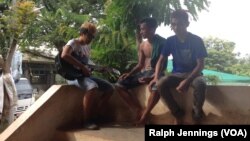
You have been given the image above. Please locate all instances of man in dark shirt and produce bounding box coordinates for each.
[149,9,207,124]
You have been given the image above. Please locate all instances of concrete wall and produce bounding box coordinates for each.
[0,85,84,141]
[206,85,250,114]
[0,85,250,141]
[129,85,250,125]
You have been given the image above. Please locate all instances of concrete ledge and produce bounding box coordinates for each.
[206,85,250,114]
[0,85,84,141]
[1,84,250,141]
[129,85,250,124]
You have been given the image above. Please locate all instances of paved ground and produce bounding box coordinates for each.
[62,123,144,141]
[57,112,250,141]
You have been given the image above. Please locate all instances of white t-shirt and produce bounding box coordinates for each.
[66,39,91,58]
[65,39,98,90]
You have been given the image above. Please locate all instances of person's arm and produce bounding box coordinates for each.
[119,43,145,80]
[186,58,204,82]
[155,55,167,80]
[148,54,167,90]
[177,36,207,93]
[176,58,204,93]
[61,45,90,76]
[129,46,145,75]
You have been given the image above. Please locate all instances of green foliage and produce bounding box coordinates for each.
[41,0,105,16]
[5,0,209,82]
[0,0,36,58]
[103,0,209,29]
[204,37,239,73]
[3,1,36,35]
[230,55,250,77]
[91,46,137,82]
[94,1,208,63]
[19,0,106,50]
[19,9,89,51]
[92,0,209,80]
[204,37,250,77]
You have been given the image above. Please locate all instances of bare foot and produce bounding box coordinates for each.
[136,116,148,126]
[135,110,154,126]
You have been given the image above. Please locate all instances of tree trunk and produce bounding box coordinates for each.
[0,38,18,127]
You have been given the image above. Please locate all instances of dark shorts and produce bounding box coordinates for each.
[116,70,161,91]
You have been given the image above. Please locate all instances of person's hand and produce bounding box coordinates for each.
[176,79,190,93]
[118,73,130,80]
[81,67,91,77]
[148,78,157,92]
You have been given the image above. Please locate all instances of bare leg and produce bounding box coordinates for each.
[115,86,143,119]
[137,91,160,125]
[83,88,98,122]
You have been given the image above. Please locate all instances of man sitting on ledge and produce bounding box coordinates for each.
[115,17,166,125]
[149,9,207,125]
[61,22,114,130]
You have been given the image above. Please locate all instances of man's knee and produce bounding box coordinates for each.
[192,77,206,89]
[157,76,175,90]
[85,87,98,97]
